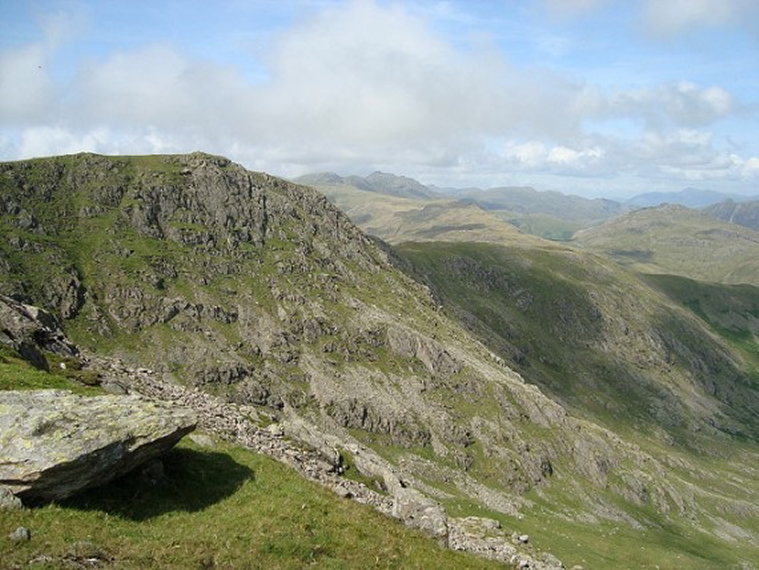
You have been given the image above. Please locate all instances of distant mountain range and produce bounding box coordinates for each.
[298,172,759,242]
[294,171,437,200]
[625,187,759,208]
[297,172,625,240]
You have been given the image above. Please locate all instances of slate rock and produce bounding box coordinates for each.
[0,390,196,503]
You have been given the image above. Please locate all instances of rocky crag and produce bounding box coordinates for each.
[1,153,758,567]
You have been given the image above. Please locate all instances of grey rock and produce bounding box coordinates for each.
[0,294,79,370]
[392,487,448,545]
[9,526,31,541]
[0,486,23,510]
[386,326,461,376]
[0,390,196,503]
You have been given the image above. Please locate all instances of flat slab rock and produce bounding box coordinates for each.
[0,390,196,503]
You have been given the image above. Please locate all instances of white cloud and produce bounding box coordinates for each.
[643,0,759,37]
[609,82,734,127]
[501,141,605,175]
[0,0,756,195]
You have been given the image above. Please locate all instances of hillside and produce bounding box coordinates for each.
[572,204,759,285]
[643,274,759,372]
[453,186,624,240]
[300,179,546,247]
[398,240,759,442]
[0,355,499,569]
[1,153,758,568]
[704,199,759,232]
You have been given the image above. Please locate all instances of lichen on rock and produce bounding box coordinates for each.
[0,389,196,503]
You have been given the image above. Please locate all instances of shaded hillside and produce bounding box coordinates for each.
[397,240,759,444]
[643,274,759,374]
[572,204,759,285]
[2,153,759,568]
[704,199,759,232]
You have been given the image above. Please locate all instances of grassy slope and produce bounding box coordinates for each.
[572,204,759,285]
[0,356,497,570]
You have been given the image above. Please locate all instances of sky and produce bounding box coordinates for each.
[1,0,759,199]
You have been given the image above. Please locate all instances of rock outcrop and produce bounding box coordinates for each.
[0,293,78,370]
[0,390,196,503]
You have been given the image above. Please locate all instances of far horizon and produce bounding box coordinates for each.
[294,168,759,204]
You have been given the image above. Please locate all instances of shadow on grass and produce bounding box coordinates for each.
[62,447,254,521]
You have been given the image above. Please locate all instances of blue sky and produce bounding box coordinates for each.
[1,0,758,198]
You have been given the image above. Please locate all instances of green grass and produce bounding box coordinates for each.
[0,439,500,569]
[0,346,99,394]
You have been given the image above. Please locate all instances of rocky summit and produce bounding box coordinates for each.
[0,390,196,503]
[1,152,758,568]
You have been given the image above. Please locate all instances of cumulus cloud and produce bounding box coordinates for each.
[492,128,759,184]
[252,0,590,145]
[501,141,605,175]
[2,0,598,167]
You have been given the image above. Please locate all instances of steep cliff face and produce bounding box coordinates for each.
[2,153,758,567]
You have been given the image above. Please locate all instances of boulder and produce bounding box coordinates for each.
[0,390,196,503]
[392,487,449,545]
